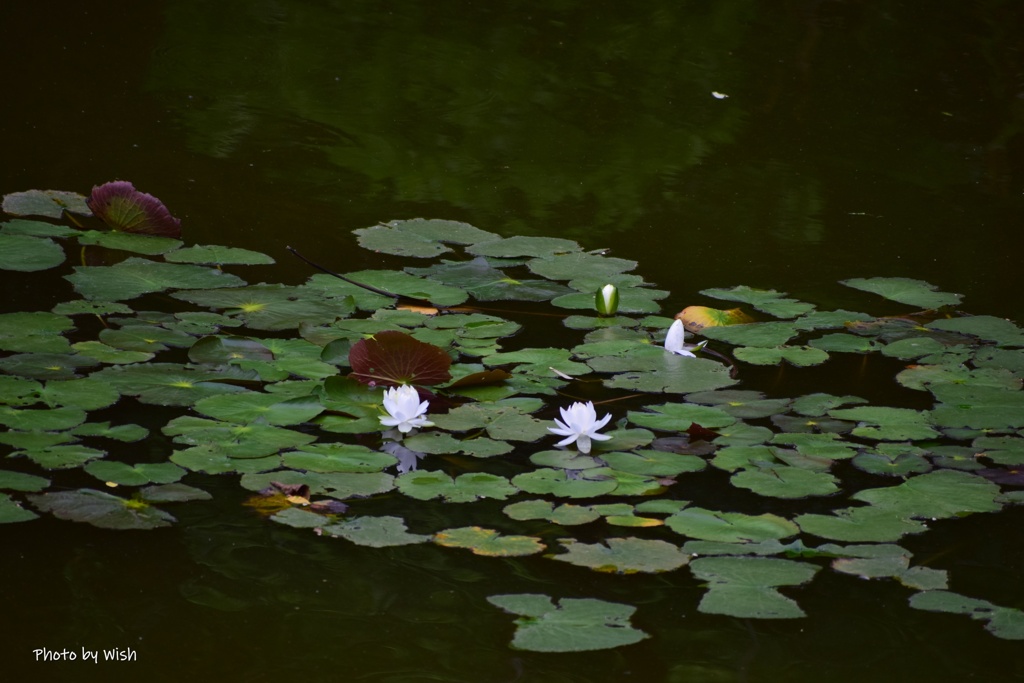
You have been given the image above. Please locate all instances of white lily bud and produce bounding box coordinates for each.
[595,284,619,317]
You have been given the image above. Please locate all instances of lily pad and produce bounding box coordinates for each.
[503,500,602,526]
[665,507,800,543]
[396,470,517,503]
[841,277,962,309]
[165,245,275,265]
[2,189,90,218]
[730,465,840,499]
[699,285,815,318]
[84,461,186,486]
[67,258,245,300]
[324,515,432,547]
[690,556,820,619]
[28,489,175,529]
[487,594,648,652]
[0,234,65,272]
[434,526,544,556]
[552,537,690,573]
[910,591,1024,640]
[0,494,39,523]
[349,331,452,387]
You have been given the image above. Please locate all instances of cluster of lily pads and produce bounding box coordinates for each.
[2,183,1024,651]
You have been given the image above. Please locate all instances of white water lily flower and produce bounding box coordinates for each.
[664,319,706,358]
[379,384,434,434]
[548,401,612,454]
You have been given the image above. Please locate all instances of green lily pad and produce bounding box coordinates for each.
[841,277,962,309]
[0,494,39,523]
[0,234,65,271]
[173,285,343,330]
[910,591,1024,640]
[730,465,840,499]
[595,347,738,394]
[927,315,1024,346]
[70,422,148,442]
[700,285,815,319]
[165,245,275,265]
[468,236,580,258]
[690,556,820,619]
[828,406,939,441]
[2,189,89,218]
[13,444,106,470]
[795,506,928,542]
[76,230,181,255]
[665,507,800,543]
[503,500,602,526]
[598,450,706,476]
[0,311,74,354]
[487,594,648,652]
[627,403,737,431]
[138,483,212,503]
[407,257,574,302]
[0,406,87,431]
[733,346,830,367]
[0,470,50,492]
[396,470,517,503]
[528,251,637,282]
[552,537,690,573]
[27,489,175,529]
[700,322,801,348]
[37,378,121,411]
[324,515,432,547]
[434,526,544,556]
[193,392,324,425]
[930,384,1024,430]
[91,363,252,406]
[84,461,186,486]
[430,401,549,442]
[283,444,396,473]
[164,416,315,458]
[852,470,1002,519]
[240,470,395,499]
[511,468,618,498]
[66,258,246,300]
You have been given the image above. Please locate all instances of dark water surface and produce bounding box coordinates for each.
[3,2,1024,681]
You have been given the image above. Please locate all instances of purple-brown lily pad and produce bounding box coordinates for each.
[349,331,452,387]
[86,181,182,237]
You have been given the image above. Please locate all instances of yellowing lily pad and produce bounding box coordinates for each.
[434,526,544,556]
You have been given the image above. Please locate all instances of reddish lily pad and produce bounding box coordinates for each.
[86,181,182,237]
[349,330,452,387]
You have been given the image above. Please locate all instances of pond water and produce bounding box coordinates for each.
[3,1,1024,681]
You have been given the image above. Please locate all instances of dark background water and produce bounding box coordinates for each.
[3,1,1024,681]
